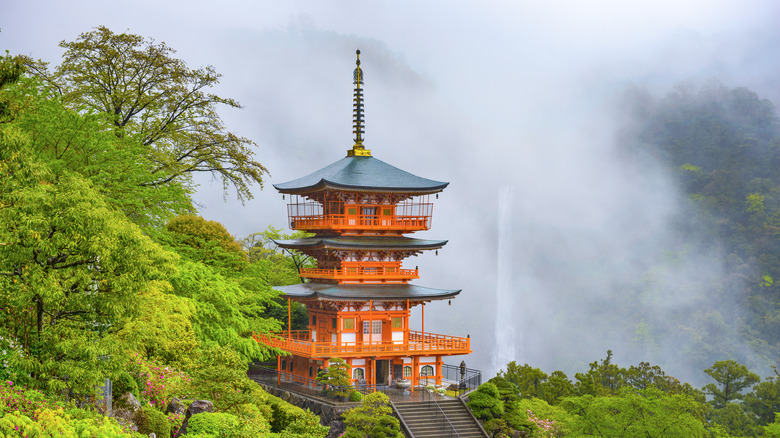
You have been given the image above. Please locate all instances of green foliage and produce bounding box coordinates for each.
[135,406,171,437]
[278,413,329,438]
[625,81,780,371]
[169,260,279,362]
[265,393,314,433]
[112,371,140,401]
[28,26,268,202]
[703,359,761,408]
[0,407,135,437]
[467,382,504,421]
[562,387,707,437]
[0,125,177,396]
[316,358,352,399]
[349,391,363,402]
[342,392,402,438]
[500,361,548,399]
[743,370,780,425]
[188,412,241,437]
[186,345,257,413]
[166,215,247,272]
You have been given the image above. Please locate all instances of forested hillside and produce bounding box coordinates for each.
[619,80,780,374]
[0,29,324,436]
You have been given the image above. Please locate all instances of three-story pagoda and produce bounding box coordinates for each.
[257,51,470,389]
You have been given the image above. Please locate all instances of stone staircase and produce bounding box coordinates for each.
[393,399,488,438]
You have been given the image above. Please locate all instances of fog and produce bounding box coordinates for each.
[3,0,779,384]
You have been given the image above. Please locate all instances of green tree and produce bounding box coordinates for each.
[342,392,402,438]
[540,370,575,405]
[3,69,190,229]
[165,214,247,272]
[169,260,280,362]
[744,367,780,426]
[562,388,708,437]
[499,361,548,399]
[0,126,177,396]
[27,26,268,202]
[703,360,761,408]
[316,358,352,399]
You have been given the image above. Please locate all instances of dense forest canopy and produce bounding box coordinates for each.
[617,80,780,375]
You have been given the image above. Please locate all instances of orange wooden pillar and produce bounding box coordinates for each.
[277,355,281,385]
[436,356,442,385]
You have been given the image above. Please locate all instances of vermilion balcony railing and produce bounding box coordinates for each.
[299,265,419,283]
[285,197,434,233]
[289,213,431,232]
[255,330,471,358]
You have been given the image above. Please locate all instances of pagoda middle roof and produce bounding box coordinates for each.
[273,236,447,251]
[273,155,449,194]
[274,283,461,302]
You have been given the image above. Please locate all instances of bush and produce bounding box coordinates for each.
[135,406,171,437]
[266,393,311,432]
[467,382,504,420]
[112,371,140,400]
[342,392,402,438]
[279,413,329,438]
[188,412,241,436]
[349,391,363,402]
[316,358,352,399]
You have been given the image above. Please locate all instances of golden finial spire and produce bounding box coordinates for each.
[348,49,371,157]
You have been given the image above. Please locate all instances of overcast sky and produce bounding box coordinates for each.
[3,0,780,380]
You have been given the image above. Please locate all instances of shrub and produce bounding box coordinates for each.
[349,391,363,402]
[266,393,311,432]
[467,382,504,420]
[135,406,171,437]
[112,371,140,400]
[342,392,402,438]
[188,412,241,436]
[316,358,352,399]
[279,412,329,438]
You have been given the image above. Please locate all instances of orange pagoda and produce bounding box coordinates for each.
[257,50,470,390]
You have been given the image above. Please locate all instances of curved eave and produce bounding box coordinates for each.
[273,237,448,251]
[273,283,461,302]
[274,179,449,195]
[273,156,449,195]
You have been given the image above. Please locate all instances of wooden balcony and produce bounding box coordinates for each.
[299,265,419,283]
[289,214,431,233]
[256,330,471,358]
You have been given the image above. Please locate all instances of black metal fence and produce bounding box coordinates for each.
[441,363,482,396]
[248,361,482,402]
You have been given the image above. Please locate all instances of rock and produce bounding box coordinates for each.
[186,400,214,416]
[113,392,142,425]
[327,420,345,438]
[165,397,186,416]
[176,400,215,438]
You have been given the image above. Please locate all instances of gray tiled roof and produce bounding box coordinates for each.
[273,283,461,301]
[273,155,449,194]
[273,236,447,251]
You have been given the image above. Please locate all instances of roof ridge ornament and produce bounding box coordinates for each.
[348,49,371,157]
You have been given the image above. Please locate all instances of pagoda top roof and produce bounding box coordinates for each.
[273,155,449,195]
[273,283,460,302]
[273,236,447,251]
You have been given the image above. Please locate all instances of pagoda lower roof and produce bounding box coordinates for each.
[273,236,447,251]
[273,155,448,195]
[274,283,461,302]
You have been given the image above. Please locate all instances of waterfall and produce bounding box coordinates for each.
[493,186,516,373]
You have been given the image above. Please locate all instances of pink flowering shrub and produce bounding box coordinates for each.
[527,409,562,437]
[0,380,59,421]
[130,353,192,408]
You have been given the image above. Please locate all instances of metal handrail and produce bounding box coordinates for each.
[420,380,461,438]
